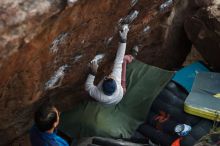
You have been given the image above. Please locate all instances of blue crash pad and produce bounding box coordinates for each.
[172,61,210,92]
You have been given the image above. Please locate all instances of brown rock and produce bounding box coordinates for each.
[185,1,220,71]
[138,0,204,69]
[0,0,66,62]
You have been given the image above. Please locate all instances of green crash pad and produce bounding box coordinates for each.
[184,72,220,121]
[59,60,174,139]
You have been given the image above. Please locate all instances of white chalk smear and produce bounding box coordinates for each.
[104,36,113,46]
[68,0,78,6]
[50,32,68,53]
[91,54,105,64]
[124,10,139,24]
[160,0,173,12]
[73,54,83,62]
[143,26,151,33]
[45,64,68,90]
[131,0,139,7]
[68,0,78,3]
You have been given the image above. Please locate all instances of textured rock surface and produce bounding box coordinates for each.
[185,0,220,71]
[183,47,206,66]
[0,0,217,145]
[0,0,66,62]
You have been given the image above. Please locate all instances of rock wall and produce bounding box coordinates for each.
[185,0,220,71]
[0,0,218,145]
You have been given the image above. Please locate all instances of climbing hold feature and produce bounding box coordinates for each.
[45,64,68,90]
[143,26,150,33]
[130,0,139,7]
[159,0,173,12]
[90,54,105,64]
[49,32,68,54]
[119,10,139,25]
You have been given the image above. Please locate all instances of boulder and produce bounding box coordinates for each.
[185,0,220,71]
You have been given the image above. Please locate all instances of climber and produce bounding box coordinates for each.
[30,103,69,146]
[85,24,138,105]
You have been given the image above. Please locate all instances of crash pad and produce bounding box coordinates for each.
[172,61,210,92]
[136,80,213,146]
[184,72,220,121]
[59,60,173,139]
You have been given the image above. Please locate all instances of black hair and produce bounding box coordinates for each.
[102,78,117,96]
[34,103,58,132]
